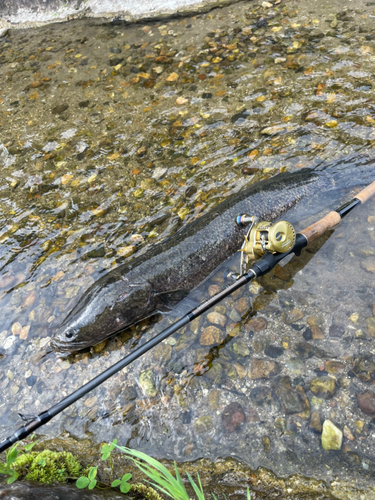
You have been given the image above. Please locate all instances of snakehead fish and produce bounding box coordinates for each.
[51,160,373,352]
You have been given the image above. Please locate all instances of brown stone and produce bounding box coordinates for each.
[245,317,267,332]
[309,410,322,432]
[93,339,107,354]
[274,264,291,281]
[310,377,336,399]
[366,317,375,338]
[207,312,226,327]
[325,360,345,374]
[357,391,375,415]
[283,309,304,325]
[208,389,220,411]
[221,402,245,432]
[235,297,250,315]
[199,326,224,346]
[249,359,281,379]
[208,285,221,297]
[360,258,375,273]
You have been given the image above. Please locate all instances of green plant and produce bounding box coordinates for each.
[0,437,37,484]
[115,445,205,500]
[76,466,98,490]
[111,472,132,493]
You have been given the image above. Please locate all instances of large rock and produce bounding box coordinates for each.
[357,391,375,415]
[321,420,342,451]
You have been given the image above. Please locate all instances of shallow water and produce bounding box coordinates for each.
[1,0,375,489]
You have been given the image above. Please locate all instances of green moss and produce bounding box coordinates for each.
[130,482,164,500]
[13,450,82,484]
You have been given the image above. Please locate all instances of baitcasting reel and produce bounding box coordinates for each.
[236,215,296,275]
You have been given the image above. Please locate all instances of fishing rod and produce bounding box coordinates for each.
[1,180,374,453]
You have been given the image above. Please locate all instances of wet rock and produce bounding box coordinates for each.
[194,415,213,433]
[52,104,69,115]
[366,317,375,338]
[208,285,221,297]
[245,317,267,332]
[294,342,315,359]
[26,375,37,387]
[207,312,226,327]
[190,316,201,335]
[250,386,278,410]
[275,417,287,432]
[352,357,375,382]
[264,345,284,358]
[325,360,345,374]
[321,420,342,451]
[235,297,250,315]
[329,323,345,338]
[262,436,271,453]
[205,362,223,383]
[274,264,291,281]
[343,425,355,441]
[303,328,313,341]
[242,166,258,175]
[139,369,157,397]
[231,340,250,357]
[249,359,281,379]
[93,339,107,354]
[208,389,220,410]
[357,391,375,415]
[307,316,324,339]
[200,326,224,346]
[221,402,245,432]
[360,258,375,273]
[283,309,304,325]
[229,308,241,322]
[181,410,192,424]
[272,376,303,414]
[309,410,322,433]
[310,377,336,399]
[153,343,172,363]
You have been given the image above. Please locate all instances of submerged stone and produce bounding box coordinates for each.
[139,370,158,397]
[357,391,375,415]
[194,415,213,433]
[310,377,336,399]
[221,402,245,432]
[321,420,342,451]
[249,359,281,379]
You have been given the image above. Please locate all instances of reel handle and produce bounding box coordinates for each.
[299,211,341,243]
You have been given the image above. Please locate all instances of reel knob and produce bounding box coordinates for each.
[242,219,296,261]
[267,220,296,254]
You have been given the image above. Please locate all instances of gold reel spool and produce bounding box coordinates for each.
[241,219,296,265]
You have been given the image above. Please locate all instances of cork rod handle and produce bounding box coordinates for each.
[354,180,375,204]
[300,211,341,244]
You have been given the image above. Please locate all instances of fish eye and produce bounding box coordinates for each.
[65,328,78,339]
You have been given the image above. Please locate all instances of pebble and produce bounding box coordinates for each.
[84,396,98,408]
[306,316,324,339]
[245,317,267,332]
[153,344,172,363]
[310,377,336,399]
[352,357,375,383]
[229,309,241,322]
[272,376,303,414]
[360,258,375,273]
[208,389,220,410]
[264,345,284,358]
[93,340,107,353]
[309,411,322,432]
[231,341,250,357]
[343,425,355,441]
[249,359,281,379]
[357,391,375,415]
[329,323,345,338]
[2,335,16,350]
[200,326,224,346]
[262,435,271,453]
[221,402,245,433]
[194,415,213,433]
[235,297,250,315]
[116,246,136,258]
[321,420,342,451]
[283,309,304,325]
[208,285,221,297]
[139,369,158,397]
[366,317,375,338]
[325,360,344,374]
[207,312,226,327]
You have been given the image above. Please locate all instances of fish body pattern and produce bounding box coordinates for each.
[51,160,372,352]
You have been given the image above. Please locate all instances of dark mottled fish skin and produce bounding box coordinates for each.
[51,160,372,352]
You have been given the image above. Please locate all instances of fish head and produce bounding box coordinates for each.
[51,275,154,352]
